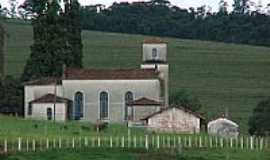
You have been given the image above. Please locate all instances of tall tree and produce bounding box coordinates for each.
[21,0,83,81]
[233,0,250,14]
[0,76,23,116]
[63,0,83,68]
[0,6,4,78]
[0,25,3,78]
[219,0,228,14]
[169,90,202,112]
[249,98,270,136]
[8,0,18,18]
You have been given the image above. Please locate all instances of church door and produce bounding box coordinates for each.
[47,108,52,120]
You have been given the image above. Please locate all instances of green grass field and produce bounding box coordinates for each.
[3,20,270,132]
[0,115,148,139]
[1,148,269,160]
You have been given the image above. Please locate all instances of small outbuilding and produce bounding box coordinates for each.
[142,107,204,134]
[207,118,239,138]
[28,94,71,121]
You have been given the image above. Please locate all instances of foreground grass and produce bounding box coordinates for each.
[1,148,269,160]
[0,115,146,139]
[4,21,270,132]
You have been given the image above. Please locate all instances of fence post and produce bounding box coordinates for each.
[110,136,113,148]
[250,136,254,150]
[120,136,124,148]
[188,136,191,148]
[18,137,22,152]
[167,136,171,148]
[199,136,202,148]
[26,139,29,152]
[59,138,62,149]
[230,138,233,148]
[133,136,137,148]
[98,137,101,148]
[145,135,149,150]
[156,135,160,149]
[72,137,75,149]
[32,139,36,152]
[84,137,88,147]
[4,139,7,153]
[240,136,244,149]
[173,136,176,148]
[260,137,264,151]
[46,138,49,149]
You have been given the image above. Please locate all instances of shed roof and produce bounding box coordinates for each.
[208,118,239,127]
[24,77,62,86]
[30,94,71,104]
[143,37,167,44]
[127,97,162,106]
[64,68,159,80]
[141,106,205,120]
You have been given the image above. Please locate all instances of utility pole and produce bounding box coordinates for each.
[54,80,57,122]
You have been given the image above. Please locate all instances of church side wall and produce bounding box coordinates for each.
[62,80,161,123]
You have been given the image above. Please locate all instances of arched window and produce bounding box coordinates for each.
[74,92,84,120]
[125,92,133,120]
[100,91,109,120]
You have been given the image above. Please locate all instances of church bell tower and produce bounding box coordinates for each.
[141,38,169,107]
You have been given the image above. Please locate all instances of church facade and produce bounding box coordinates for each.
[24,38,169,123]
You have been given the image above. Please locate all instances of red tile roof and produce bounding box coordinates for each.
[24,77,61,86]
[64,68,159,80]
[143,37,167,44]
[127,97,162,106]
[141,106,205,120]
[30,94,71,104]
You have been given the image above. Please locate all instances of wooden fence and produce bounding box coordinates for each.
[1,135,269,153]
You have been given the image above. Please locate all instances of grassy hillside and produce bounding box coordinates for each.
[4,21,270,132]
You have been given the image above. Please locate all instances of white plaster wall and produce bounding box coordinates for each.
[142,44,167,62]
[30,103,67,121]
[148,108,200,133]
[24,85,63,118]
[141,64,169,107]
[62,79,161,123]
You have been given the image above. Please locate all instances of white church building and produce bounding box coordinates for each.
[24,38,169,123]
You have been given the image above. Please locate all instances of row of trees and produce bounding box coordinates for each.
[79,0,270,47]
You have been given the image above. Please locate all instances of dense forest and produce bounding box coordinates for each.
[80,0,270,46]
